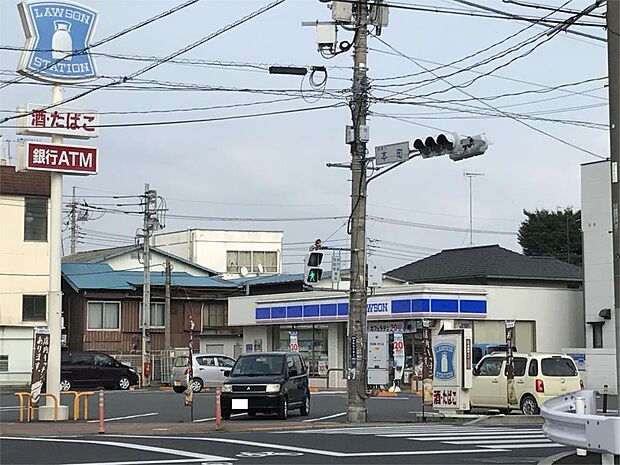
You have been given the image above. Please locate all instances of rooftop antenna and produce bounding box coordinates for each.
[464,171,484,247]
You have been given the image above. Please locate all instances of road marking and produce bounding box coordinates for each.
[0,437,231,462]
[193,413,245,423]
[481,443,565,449]
[445,438,553,445]
[0,406,21,411]
[107,435,508,457]
[60,460,213,465]
[302,412,347,422]
[87,412,158,422]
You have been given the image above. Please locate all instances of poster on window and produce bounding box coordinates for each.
[30,327,50,407]
[289,331,299,352]
[393,332,405,380]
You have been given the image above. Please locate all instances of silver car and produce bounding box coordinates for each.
[171,353,236,393]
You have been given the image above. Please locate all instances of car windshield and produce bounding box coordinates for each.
[230,354,284,376]
[541,357,578,376]
[173,356,189,368]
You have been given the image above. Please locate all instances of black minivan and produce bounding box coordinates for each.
[60,350,139,391]
[220,352,310,420]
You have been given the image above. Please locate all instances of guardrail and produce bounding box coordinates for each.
[541,389,620,460]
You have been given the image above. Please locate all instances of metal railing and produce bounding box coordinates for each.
[541,389,620,458]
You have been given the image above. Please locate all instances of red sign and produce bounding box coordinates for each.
[24,141,98,175]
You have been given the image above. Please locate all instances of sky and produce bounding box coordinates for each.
[0,0,610,274]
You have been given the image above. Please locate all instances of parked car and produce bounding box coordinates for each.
[470,352,583,415]
[60,350,139,391]
[472,343,517,365]
[170,353,236,393]
[221,352,310,420]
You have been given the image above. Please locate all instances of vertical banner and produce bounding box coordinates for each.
[185,317,194,407]
[289,331,299,352]
[30,327,51,407]
[393,331,405,381]
[422,320,433,405]
[505,320,517,405]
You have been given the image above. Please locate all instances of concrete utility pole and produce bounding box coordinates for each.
[69,186,77,254]
[141,183,158,387]
[347,0,370,423]
[606,0,620,404]
[164,259,172,351]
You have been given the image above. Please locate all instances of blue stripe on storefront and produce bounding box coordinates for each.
[411,298,430,313]
[320,303,337,317]
[303,304,320,317]
[391,299,411,313]
[337,303,348,316]
[272,306,286,319]
[460,299,487,314]
[256,307,270,320]
[431,299,458,313]
[287,305,303,318]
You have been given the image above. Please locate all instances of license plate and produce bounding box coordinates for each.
[173,380,181,386]
[232,398,248,410]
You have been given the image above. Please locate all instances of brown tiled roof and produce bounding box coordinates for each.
[0,165,50,197]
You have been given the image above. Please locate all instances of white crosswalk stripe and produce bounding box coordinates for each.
[281,424,566,451]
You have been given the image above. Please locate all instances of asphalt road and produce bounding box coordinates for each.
[0,423,568,465]
[0,389,424,424]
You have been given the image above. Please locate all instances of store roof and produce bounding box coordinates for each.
[62,263,237,292]
[386,244,583,284]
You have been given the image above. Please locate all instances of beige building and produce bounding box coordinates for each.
[0,164,51,387]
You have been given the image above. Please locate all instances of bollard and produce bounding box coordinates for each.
[575,397,586,456]
[98,390,104,434]
[603,384,608,414]
[215,385,222,431]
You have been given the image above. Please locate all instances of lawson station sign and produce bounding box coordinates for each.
[17,0,99,83]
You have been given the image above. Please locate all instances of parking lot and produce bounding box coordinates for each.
[0,388,425,424]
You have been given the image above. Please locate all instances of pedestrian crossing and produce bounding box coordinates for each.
[281,424,565,451]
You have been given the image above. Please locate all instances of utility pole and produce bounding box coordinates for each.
[69,186,77,254]
[164,259,172,351]
[464,172,484,247]
[606,0,620,410]
[348,0,370,423]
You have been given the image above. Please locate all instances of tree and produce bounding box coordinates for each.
[517,208,582,266]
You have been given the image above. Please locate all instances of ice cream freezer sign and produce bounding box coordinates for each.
[17,0,99,83]
[18,141,98,175]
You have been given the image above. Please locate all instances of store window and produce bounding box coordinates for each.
[22,295,46,321]
[24,197,48,241]
[226,250,278,274]
[275,324,328,377]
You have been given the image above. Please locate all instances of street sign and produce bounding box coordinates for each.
[374,141,409,166]
[18,141,98,175]
[289,331,299,352]
[331,254,342,285]
[17,0,99,83]
[17,104,99,139]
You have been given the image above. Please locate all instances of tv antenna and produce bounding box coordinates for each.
[464,172,484,247]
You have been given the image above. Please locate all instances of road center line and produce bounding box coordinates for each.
[86,412,158,423]
[302,412,347,422]
[194,413,245,423]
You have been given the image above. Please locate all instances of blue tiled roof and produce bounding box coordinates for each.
[62,263,237,291]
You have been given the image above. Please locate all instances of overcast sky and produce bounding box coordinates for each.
[0,0,609,273]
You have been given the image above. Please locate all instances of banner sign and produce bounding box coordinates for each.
[17,104,98,139]
[17,0,99,83]
[505,320,517,405]
[289,331,299,352]
[19,141,98,175]
[30,327,50,407]
[393,332,405,380]
[422,323,433,405]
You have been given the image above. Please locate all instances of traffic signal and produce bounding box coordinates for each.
[304,251,323,285]
[449,135,488,161]
[413,133,459,158]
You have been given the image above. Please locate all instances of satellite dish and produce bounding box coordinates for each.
[257,264,264,274]
[240,266,249,277]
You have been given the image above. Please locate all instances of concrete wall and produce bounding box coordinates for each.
[199,335,243,359]
[0,327,34,388]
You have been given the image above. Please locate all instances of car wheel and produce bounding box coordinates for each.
[300,393,310,416]
[118,376,131,390]
[173,386,185,393]
[222,409,231,420]
[277,396,288,420]
[191,377,203,393]
[60,379,71,391]
[520,395,540,415]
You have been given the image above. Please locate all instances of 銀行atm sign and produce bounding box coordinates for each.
[18,141,98,175]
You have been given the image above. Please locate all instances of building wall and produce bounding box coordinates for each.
[0,326,35,388]
[153,229,283,276]
[581,161,615,350]
[102,252,212,276]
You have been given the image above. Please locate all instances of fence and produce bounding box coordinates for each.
[113,351,176,387]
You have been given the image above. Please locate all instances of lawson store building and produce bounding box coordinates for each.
[228,281,584,388]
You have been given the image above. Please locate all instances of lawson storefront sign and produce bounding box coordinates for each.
[254,294,487,324]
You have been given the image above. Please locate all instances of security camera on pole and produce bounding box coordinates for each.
[15,0,100,421]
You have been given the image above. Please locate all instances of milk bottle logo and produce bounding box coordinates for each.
[17,1,99,83]
[52,21,72,61]
[434,343,456,380]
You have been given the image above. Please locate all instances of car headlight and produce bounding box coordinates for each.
[266,383,281,393]
[222,384,232,393]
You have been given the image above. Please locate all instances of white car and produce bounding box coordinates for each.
[470,352,583,415]
[170,353,236,393]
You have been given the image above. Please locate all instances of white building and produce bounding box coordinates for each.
[153,229,283,278]
[578,160,617,393]
[0,165,50,387]
[229,245,585,388]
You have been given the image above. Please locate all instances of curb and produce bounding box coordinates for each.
[309,387,320,393]
[537,451,574,465]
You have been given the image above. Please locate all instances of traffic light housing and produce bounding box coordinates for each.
[449,135,488,161]
[413,133,459,158]
[304,251,323,285]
